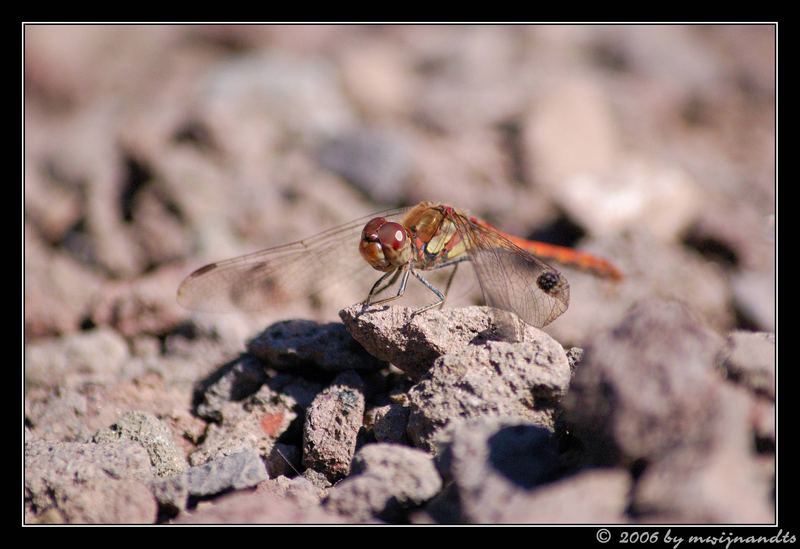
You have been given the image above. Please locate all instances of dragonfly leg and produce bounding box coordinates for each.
[424,256,468,310]
[366,267,411,307]
[411,270,446,315]
[363,268,402,305]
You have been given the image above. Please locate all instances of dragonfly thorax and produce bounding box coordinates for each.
[359,217,413,272]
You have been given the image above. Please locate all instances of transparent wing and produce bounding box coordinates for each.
[177,207,410,312]
[450,213,570,328]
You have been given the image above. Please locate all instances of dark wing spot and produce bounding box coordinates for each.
[190,262,218,278]
[536,271,560,293]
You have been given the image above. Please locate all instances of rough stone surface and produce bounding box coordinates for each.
[303,370,365,481]
[151,449,268,512]
[248,320,386,373]
[407,339,570,452]
[340,305,547,381]
[436,418,563,523]
[324,443,442,522]
[195,354,269,422]
[93,410,187,477]
[25,440,156,523]
[717,331,775,400]
[190,383,297,466]
[564,298,725,465]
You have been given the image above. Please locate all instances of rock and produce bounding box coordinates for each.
[563,298,724,465]
[317,128,412,203]
[732,270,775,331]
[256,475,327,508]
[493,469,631,523]
[247,320,386,373]
[407,339,570,452]
[93,410,187,478]
[195,354,268,422]
[324,443,442,522]
[340,305,549,381]
[372,403,410,444]
[88,264,188,338]
[151,449,267,512]
[174,489,345,524]
[565,347,584,374]
[717,331,775,400]
[265,443,301,478]
[302,371,365,481]
[631,385,774,523]
[25,440,156,523]
[437,418,563,523]
[190,383,297,466]
[25,388,93,442]
[25,328,129,389]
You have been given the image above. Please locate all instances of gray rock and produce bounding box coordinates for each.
[248,320,386,373]
[340,305,548,381]
[407,339,570,452]
[717,331,775,400]
[732,270,775,332]
[564,298,725,465]
[302,371,365,481]
[317,128,411,203]
[324,443,442,522]
[566,347,584,374]
[94,410,187,477]
[152,449,268,512]
[25,440,156,523]
[437,418,562,523]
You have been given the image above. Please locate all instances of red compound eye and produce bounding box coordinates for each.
[378,222,406,250]
[362,217,386,241]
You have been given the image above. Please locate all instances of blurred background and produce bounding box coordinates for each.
[24,24,775,348]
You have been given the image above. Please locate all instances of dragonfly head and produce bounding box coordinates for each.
[359,217,412,271]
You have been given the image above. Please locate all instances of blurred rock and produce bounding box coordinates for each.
[717,331,775,400]
[564,298,724,465]
[25,227,105,337]
[436,418,563,523]
[339,45,416,118]
[317,128,412,203]
[257,475,327,507]
[407,339,570,452]
[89,264,188,337]
[174,488,345,524]
[93,410,187,478]
[25,440,156,524]
[303,371,365,481]
[25,327,129,389]
[494,469,631,523]
[190,383,297,466]
[732,270,775,332]
[248,319,387,373]
[324,443,442,522]
[372,403,410,444]
[340,305,552,381]
[151,448,267,513]
[631,385,773,523]
[547,231,734,344]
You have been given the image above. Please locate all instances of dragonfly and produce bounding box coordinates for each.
[177,201,622,328]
